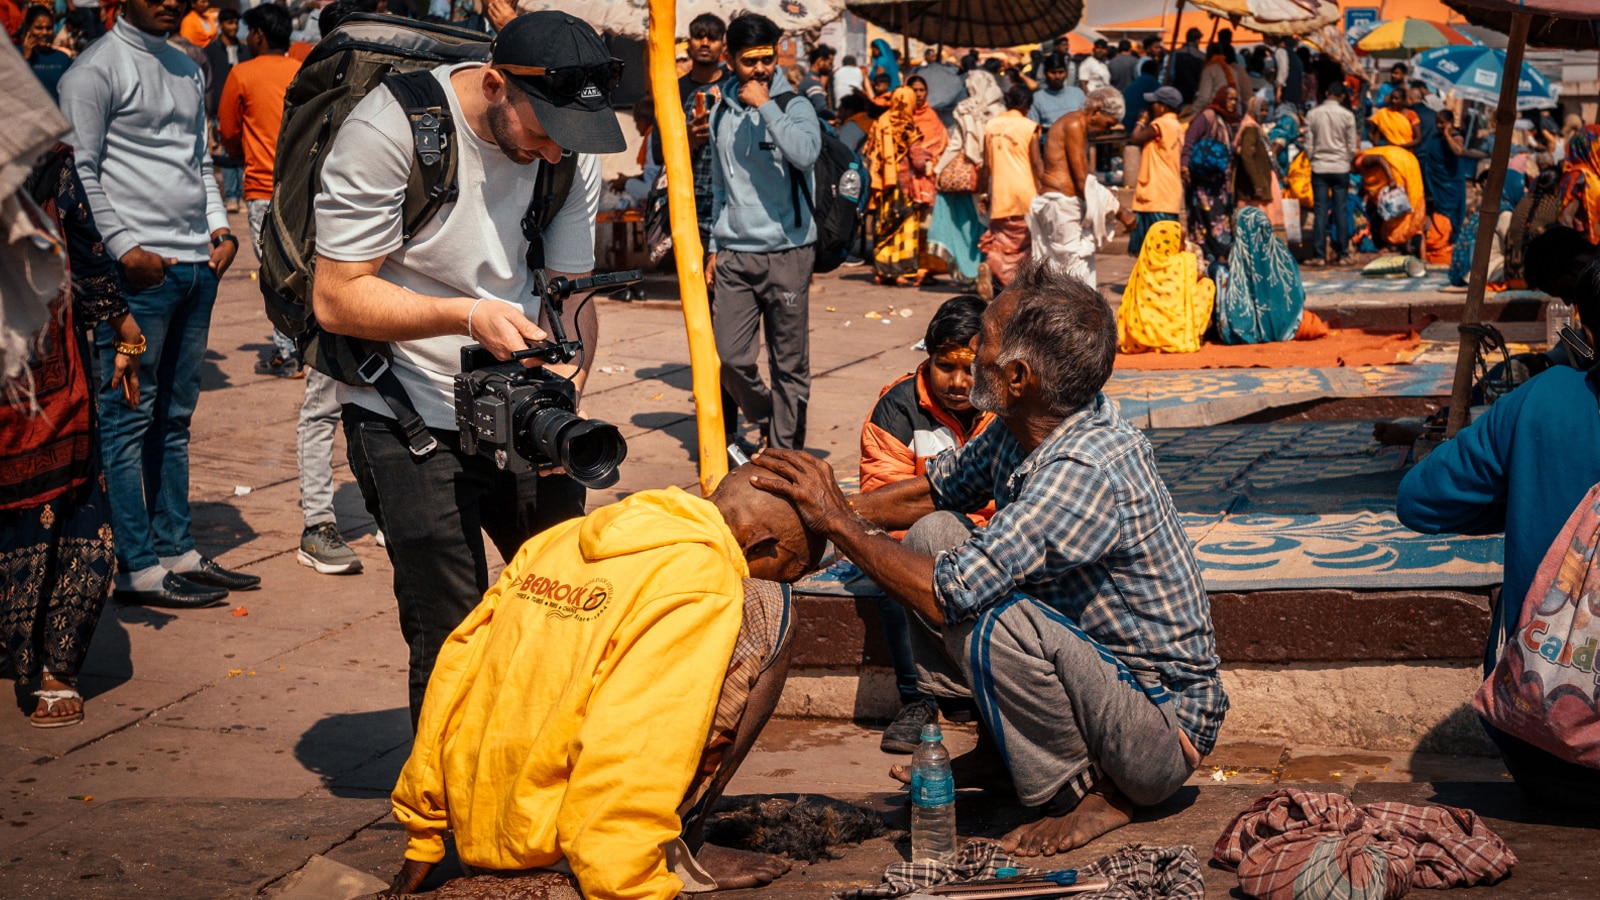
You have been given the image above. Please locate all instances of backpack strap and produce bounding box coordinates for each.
[383,69,461,243]
[770,93,815,230]
[520,152,578,271]
[314,69,458,459]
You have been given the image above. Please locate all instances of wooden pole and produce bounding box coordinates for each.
[648,0,727,494]
[1445,11,1532,439]
[1164,0,1187,85]
[901,2,910,63]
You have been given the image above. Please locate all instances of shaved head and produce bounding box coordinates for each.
[711,465,826,583]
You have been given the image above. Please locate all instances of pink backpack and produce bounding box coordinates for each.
[1474,482,1600,768]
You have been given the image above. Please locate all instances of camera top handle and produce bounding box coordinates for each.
[511,269,646,365]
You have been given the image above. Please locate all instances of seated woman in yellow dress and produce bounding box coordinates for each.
[1118,219,1216,354]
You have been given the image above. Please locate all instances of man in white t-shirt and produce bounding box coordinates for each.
[311,11,620,724]
[1078,40,1112,94]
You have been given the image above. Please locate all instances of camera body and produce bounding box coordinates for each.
[455,345,627,489]
[451,270,641,489]
[456,345,573,467]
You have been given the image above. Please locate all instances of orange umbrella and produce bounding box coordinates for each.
[1094,9,1264,42]
[1064,32,1096,54]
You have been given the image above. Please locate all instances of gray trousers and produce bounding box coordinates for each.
[712,245,814,450]
[298,369,341,527]
[249,200,343,529]
[903,512,1192,810]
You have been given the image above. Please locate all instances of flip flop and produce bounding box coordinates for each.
[31,687,84,729]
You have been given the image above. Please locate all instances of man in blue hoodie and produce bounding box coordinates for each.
[706,13,822,451]
[1398,227,1600,808]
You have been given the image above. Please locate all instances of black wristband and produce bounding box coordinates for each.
[212,233,238,249]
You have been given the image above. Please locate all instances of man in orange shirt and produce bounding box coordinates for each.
[1126,85,1183,257]
[219,3,364,577]
[979,85,1043,291]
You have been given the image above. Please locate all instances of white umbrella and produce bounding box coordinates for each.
[516,0,845,39]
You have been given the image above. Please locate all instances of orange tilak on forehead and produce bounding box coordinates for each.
[936,346,976,366]
[738,45,777,64]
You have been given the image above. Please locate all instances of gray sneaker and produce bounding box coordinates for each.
[298,523,363,575]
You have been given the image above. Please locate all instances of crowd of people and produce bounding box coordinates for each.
[6,1,1600,896]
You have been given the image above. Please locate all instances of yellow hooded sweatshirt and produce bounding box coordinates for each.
[391,487,749,900]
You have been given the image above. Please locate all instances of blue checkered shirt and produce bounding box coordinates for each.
[924,393,1228,753]
[678,71,727,239]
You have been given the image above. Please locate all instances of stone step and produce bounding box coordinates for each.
[778,589,1498,756]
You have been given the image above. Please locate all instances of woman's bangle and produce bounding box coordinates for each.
[114,336,147,356]
[466,298,487,342]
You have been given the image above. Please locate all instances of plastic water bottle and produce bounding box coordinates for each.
[910,723,956,863]
[1548,298,1575,350]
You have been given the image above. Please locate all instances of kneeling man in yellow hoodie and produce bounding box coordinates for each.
[380,465,826,899]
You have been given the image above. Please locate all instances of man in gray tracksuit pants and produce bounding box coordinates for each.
[706,13,821,451]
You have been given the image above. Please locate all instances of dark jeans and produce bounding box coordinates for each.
[875,596,930,706]
[93,262,218,572]
[1310,171,1351,261]
[342,405,586,726]
[1436,190,1467,243]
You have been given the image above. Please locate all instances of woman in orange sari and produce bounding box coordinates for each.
[865,86,934,285]
[1358,109,1426,253]
[907,74,949,282]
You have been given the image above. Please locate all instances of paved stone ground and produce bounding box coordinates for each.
[2,217,1593,898]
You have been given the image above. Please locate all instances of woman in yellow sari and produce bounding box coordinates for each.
[1358,110,1426,251]
[865,86,932,285]
[1118,220,1216,354]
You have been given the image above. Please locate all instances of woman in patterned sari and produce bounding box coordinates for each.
[1180,84,1238,264]
[865,86,933,285]
[1215,206,1305,344]
[1558,124,1600,245]
[1,144,142,728]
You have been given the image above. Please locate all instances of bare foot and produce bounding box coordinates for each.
[889,740,1014,794]
[695,843,791,890]
[999,786,1133,858]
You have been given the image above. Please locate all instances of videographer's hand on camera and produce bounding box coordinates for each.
[466,298,549,367]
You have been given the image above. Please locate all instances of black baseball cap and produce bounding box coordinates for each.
[492,11,626,155]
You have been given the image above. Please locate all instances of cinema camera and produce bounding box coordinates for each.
[454,270,641,489]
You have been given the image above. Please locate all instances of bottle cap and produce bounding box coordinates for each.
[921,723,943,741]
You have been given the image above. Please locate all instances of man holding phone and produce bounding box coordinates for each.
[704,13,822,453]
[59,0,252,609]
[681,12,727,254]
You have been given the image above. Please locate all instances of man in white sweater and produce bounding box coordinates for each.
[1302,80,1362,266]
[59,0,258,609]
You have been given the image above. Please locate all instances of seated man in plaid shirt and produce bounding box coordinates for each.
[752,258,1227,857]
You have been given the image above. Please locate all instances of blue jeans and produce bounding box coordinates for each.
[94,263,219,572]
[221,165,244,203]
[1311,171,1351,261]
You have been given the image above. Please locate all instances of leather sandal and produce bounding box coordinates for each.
[31,682,84,729]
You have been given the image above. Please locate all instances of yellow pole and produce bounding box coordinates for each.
[648,0,728,495]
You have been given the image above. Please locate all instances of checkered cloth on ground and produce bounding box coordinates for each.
[1212,789,1517,900]
[835,840,1204,899]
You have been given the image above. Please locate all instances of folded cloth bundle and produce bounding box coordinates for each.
[1212,789,1517,900]
[836,840,1203,900]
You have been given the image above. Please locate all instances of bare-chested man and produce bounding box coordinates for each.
[1026,87,1125,287]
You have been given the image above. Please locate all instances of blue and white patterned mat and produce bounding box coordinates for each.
[802,420,1502,596]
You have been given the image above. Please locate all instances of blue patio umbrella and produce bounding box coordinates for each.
[1411,45,1559,110]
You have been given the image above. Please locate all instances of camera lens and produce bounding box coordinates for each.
[526,407,628,489]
